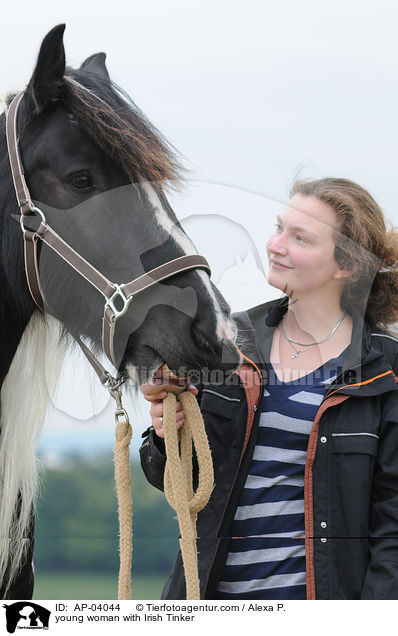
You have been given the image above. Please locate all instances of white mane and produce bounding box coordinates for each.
[0,312,65,593]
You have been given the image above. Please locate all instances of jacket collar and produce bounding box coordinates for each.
[233,297,398,398]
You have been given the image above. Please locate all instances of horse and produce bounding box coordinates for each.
[0,24,240,598]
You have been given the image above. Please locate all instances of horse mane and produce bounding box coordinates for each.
[0,66,179,594]
[0,313,66,594]
[3,66,185,194]
[62,69,185,189]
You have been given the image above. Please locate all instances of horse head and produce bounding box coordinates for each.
[0,24,243,597]
[1,24,240,386]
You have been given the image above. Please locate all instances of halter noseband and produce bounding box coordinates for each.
[5,91,211,372]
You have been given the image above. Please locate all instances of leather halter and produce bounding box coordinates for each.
[5,91,211,374]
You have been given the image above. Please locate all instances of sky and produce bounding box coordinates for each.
[1,0,398,457]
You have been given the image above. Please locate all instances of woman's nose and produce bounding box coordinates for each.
[268,233,288,254]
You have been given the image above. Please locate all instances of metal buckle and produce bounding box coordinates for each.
[103,372,125,391]
[105,284,132,320]
[103,374,130,425]
[115,407,130,425]
[20,205,47,233]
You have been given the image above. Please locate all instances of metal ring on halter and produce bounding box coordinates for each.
[19,205,47,233]
[105,284,132,321]
[103,373,126,392]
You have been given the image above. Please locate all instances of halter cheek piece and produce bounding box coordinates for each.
[5,91,211,381]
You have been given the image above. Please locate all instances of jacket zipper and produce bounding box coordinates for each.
[304,392,351,600]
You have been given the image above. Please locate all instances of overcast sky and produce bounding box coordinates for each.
[2,0,398,212]
[2,1,398,452]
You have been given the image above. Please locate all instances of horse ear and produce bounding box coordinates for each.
[28,24,66,111]
[80,53,110,81]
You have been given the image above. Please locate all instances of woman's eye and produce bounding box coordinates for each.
[69,173,94,190]
[296,235,307,243]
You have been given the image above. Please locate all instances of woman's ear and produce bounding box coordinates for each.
[334,268,351,280]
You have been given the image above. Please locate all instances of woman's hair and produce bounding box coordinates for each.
[290,177,398,331]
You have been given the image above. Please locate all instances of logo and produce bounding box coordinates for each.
[2,603,51,633]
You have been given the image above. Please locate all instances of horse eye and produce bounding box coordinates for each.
[69,173,94,190]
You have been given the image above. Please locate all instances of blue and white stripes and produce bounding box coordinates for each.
[216,353,345,600]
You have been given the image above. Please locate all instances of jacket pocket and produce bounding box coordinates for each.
[331,432,379,455]
[200,389,241,419]
[200,389,242,450]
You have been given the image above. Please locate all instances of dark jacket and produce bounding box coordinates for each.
[139,297,398,600]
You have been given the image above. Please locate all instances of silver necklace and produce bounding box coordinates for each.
[285,339,317,359]
[281,311,347,359]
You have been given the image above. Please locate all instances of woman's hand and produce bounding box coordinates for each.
[140,383,198,438]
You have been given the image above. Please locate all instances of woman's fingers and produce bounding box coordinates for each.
[140,382,199,402]
[149,400,184,417]
[153,415,184,439]
[142,390,168,403]
[140,381,198,439]
[149,396,185,439]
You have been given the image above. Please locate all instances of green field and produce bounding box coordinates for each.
[33,573,166,600]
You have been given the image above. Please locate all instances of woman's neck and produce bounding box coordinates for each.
[284,292,347,343]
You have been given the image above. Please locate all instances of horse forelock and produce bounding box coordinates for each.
[3,67,185,193]
[60,72,185,190]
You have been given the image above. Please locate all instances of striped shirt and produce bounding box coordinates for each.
[216,351,346,600]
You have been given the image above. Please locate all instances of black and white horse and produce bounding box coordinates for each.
[0,25,239,597]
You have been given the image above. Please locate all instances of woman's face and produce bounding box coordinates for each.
[267,194,344,299]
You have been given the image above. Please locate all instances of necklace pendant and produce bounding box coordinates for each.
[292,351,300,359]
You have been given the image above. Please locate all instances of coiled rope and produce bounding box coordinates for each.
[163,391,214,599]
[113,388,214,600]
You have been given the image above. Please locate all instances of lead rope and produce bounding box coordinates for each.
[114,416,133,599]
[75,340,134,600]
[108,382,133,600]
[77,339,214,600]
[162,391,214,599]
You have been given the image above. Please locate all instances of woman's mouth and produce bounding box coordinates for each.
[270,260,293,270]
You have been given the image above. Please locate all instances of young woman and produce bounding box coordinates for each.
[140,177,398,600]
